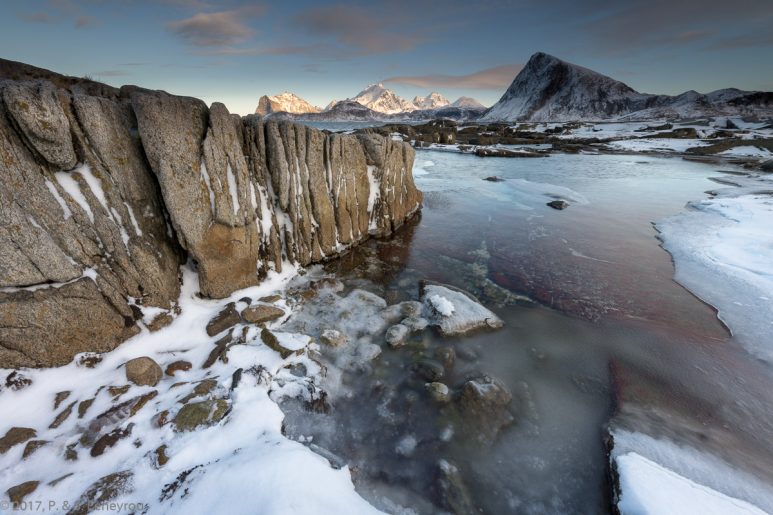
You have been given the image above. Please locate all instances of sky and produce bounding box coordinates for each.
[1,0,772,115]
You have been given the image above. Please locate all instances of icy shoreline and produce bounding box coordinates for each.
[657,172,773,363]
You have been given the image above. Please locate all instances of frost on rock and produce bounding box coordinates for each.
[421,283,503,336]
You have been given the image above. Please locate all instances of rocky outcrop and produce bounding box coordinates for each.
[0,59,422,368]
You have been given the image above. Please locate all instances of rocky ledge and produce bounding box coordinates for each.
[0,59,422,368]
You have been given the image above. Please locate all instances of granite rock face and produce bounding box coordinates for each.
[0,59,422,368]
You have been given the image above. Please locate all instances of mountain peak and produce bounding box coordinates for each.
[255,92,320,116]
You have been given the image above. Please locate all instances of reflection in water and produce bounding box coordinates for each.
[280,152,773,514]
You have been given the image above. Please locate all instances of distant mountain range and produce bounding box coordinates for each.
[481,52,773,122]
[255,53,772,122]
[255,84,486,121]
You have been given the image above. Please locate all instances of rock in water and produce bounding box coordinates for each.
[420,282,504,336]
[457,375,514,445]
[0,59,422,368]
[435,460,477,514]
[547,199,569,210]
[125,357,163,387]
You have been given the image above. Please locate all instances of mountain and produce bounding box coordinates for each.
[413,92,450,110]
[451,96,486,109]
[481,52,773,122]
[255,92,320,116]
[351,83,416,114]
[323,99,339,111]
[274,100,387,122]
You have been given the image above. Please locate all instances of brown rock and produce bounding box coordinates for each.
[0,427,36,454]
[49,400,76,429]
[91,424,133,457]
[241,304,285,324]
[125,356,163,386]
[4,371,31,390]
[54,390,71,409]
[67,471,133,515]
[165,360,192,376]
[78,398,95,419]
[147,312,174,332]
[155,444,169,467]
[173,399,229,432]
[6,480,39,505]
[108,385,130,398]
[206,303,241,336]
[22,439,49,458]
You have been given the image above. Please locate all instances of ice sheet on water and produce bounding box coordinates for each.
[657,177,773,363]
[611,429,773,514]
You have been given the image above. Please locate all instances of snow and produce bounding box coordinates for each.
[54,170,94,223]
[0,267,95,293]
[428,294,455,317]
[616,452,768,515]
[44,179,72,220]
[77,163,109,215]
[607,138,711,154]
[350,84,416,115]
[226,162,241,215]
[0,265,384,514]
[199,159,216,214]
[124,202,143,237]
[657,176,773,362]
[719,146,773,158]
[366,165,380,231]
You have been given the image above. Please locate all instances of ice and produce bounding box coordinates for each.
[610,430,773,514]
[366,165,380,231]
[77,164,109,214]
[607,138,711,153]
[55,170,94,223]
[657,180,773,362]
[124,202,143,237]
[616,452,767,515]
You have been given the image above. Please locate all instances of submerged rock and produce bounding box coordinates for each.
[413,359,445,381]
[547,199,569,210]
[426,382,451,403]
[456,375,514,445]
[420,282,504,336]
[435,459,477,515]
[386,324,410,347]
[320,329,348,347]
[125,356,163,387]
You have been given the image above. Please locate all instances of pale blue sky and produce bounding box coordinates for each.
[1,0,772,114]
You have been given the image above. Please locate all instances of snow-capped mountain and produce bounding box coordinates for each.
[451,96,486,109]
[482,52,773,122]
[323,99,339,112]
[413,92,450,110]
[351,83,417,114]
[255,92,320,116]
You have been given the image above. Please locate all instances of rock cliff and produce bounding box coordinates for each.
[0,59,422,368]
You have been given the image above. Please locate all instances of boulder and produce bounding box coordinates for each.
[68,471,133,515]
[165,360,192,376]
[6,480,39,505]
[206,303,241,336]
[413,359,445,381]
[0,427,36,454]
[173,399,229,432]
[426,382,451,403]
[320,329,348,347]
[386,324,410,348]
[241,304,285,324]
[420,282,503,336]
[125,356,162,386]
[457,375,514,445]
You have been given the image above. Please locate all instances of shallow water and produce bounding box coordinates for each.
[281,151,773,514]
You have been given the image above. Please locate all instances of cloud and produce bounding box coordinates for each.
[167,6,265,47]
[384,64,523,90]
[75,15,97,28]
[294,4,425,55]
[19,12,53,23]
[710,32,773,49]
[92,70,130,77]
[194,45,313,56]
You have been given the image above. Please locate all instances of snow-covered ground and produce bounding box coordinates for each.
[657,173,773,363]
[0,266,382,514]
